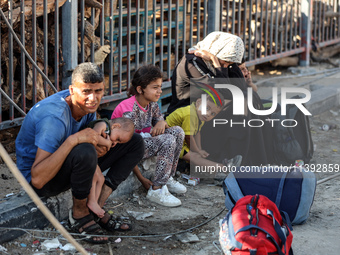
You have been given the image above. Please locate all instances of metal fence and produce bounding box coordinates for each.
[312,0,340,47]
[221,0,306,65]
[0,0,339,130]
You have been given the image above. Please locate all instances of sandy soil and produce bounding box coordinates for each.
[1,63,340,254]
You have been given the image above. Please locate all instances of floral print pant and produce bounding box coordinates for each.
[142,126,185,186]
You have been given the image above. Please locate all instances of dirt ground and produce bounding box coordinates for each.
[1,62,340,254]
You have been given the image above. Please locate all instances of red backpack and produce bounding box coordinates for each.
[219,194,293,255]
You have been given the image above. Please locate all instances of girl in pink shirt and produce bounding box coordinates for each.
[111,64,187,207]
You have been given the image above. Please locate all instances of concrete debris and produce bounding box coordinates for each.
[176,232,200,243]
[127,211,153,220]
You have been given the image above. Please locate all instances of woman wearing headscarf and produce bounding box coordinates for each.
[168,32,247,113]
[167,32,272,166]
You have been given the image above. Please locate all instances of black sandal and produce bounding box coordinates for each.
[96,212,133,232]
[69,210,109,244]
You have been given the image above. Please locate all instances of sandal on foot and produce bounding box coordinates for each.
[96,212,133,232]
[69,210,109,244]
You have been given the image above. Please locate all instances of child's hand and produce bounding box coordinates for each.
[140,177,153,190]
[198,149,209,158]
[96,144,109,158]
[151,120,168,136]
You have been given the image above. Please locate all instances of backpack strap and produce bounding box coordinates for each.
[235,225,285,255]
[250,250,257,255]
[223,173,245,209]
[275,171,288,208]
[281,211,293,231]
[267,209,288,254]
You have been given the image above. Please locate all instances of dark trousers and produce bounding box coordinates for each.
[32,143,97,199]
[98,133,144,190]
[33,133,144,199]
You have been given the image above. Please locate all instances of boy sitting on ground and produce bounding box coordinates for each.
[165,94,242,177]
[87,117,135,216]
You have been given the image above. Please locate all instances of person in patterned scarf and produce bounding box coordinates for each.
[168,31,245,114]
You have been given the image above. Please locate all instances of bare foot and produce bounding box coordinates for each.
[87,201,105,218]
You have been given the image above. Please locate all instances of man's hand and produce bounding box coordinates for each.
[151,120,168,137]
[73,128,100,146]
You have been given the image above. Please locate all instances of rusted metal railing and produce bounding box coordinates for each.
[1,0,340,130]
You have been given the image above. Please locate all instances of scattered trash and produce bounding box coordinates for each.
[321,124,330,131]
[108,243,114,255]
[0,244,7,253]
[329,110,339,116]
[295,160,304,167]
[127,211,153,220]
[176,232,200,243]
[32,240,40,247]
[31,207,38,212]
[320,124,338,131]
[188,177,200,186]
[333,149,338,152]
[61,243,75,251]
[163,235,172,241]
[212,240,222,253]
[108,210,114,215]
[5,193,14,198]
[109,203,123,210]
[131,197,139,203]
[41,238,60,250]
[181,174,190,179]
[20,243,27,247]
[1,174,9,180]
[181,174,200,186]
[114,238,122,243]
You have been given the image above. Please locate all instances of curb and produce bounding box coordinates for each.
[0,170,153,244]
[305,85,340,115]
